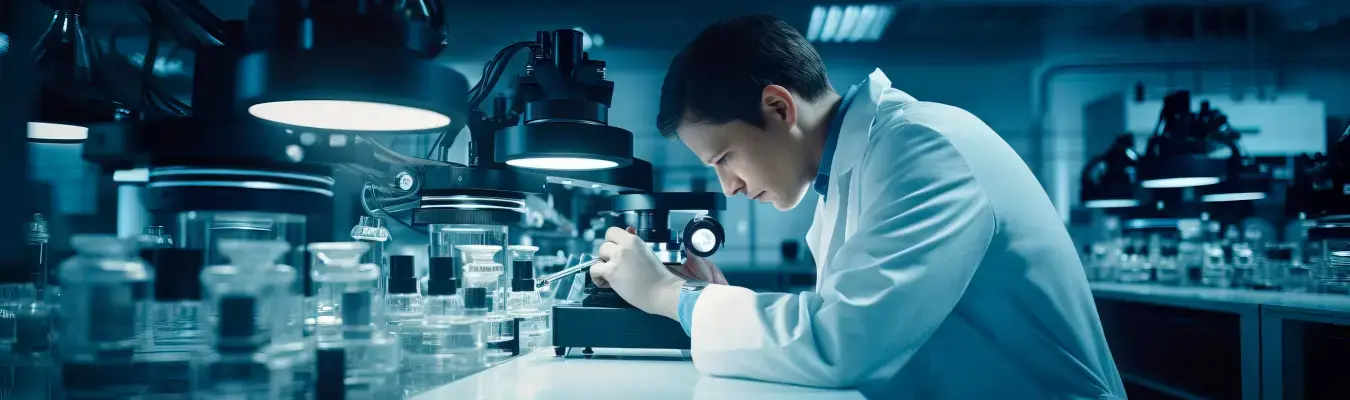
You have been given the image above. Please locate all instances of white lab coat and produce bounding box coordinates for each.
[689,70,1127,399]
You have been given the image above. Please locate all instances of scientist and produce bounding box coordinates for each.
[590,14,1127,398]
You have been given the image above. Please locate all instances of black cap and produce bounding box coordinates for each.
[218,295,257,339]
[512,260,535,292]
[429,256,456,280]
[302,249,315,297]
[341,291,373,326]
[388,255,418,295]
[426,256,459,296]
[143,248,206,301]
[316,347,346,400]
[463,287,488,309]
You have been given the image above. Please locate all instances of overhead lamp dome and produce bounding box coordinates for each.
[1081,134,1142,208]
[235,0,467,134]
[1137,91,1232,189]
[28,0,132,143]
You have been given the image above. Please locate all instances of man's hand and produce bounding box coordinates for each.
[591,227,685,320]
[674,251,728,285]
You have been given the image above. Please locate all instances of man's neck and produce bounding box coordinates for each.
[802,93,844,176]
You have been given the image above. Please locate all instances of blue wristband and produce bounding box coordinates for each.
[677,289,702,337]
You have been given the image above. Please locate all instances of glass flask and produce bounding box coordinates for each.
[197,296,290,399]
[350,216,391,294]
[309,242,382,344]
[1201,242,1231,288]
[57,235,155,397]
[1177,219,1204,285]
[176,211,307,274]
[385,255,423,330]
[322,291,400,398]
[507,245,550,351]
[1117,240,1150,283]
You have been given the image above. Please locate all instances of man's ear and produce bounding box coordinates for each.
[761,85,796,128]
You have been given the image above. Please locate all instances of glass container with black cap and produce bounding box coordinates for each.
[399,253,488,380]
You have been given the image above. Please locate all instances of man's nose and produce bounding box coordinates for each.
[715,167,743,197]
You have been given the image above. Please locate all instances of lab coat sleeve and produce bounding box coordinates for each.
[689,123,996,388]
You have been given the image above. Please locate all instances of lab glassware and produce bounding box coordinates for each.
[57,235,155,397]
[385,254,423,329]
[326,291,400,398]
[1201,242,1231,288]
[176,211,307,270]
[197,296,290,399]
[401,286,489,379]
[350,216,391,294]
[138,248,207,395]
[507,245,550,351]
[309,241,383,344]
[458,244,513,363]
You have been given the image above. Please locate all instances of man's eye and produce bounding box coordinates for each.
[716,154,730,165]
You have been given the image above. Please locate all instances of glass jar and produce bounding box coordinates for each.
[309,242,382,343]
[200,240,297,349]
[57,235,155,396]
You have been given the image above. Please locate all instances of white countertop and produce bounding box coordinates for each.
[411,349,864,400]
[1090,282,1350,316]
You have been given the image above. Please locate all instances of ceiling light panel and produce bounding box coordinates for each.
[808,4,896,43]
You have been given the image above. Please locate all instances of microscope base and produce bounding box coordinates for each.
[551,304,691,353]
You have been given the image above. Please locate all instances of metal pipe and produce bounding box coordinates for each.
[1031,57,1350,222]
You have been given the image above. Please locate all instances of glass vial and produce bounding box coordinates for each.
[507,246,550,351]
[350,216,391,294]
[57,235,155,397]
[1202,242,1232,287]
[385,255,423,329]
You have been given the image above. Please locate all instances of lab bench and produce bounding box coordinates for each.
[1090,282,1350,400]
[411,349,864,400]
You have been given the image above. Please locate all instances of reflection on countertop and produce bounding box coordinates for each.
[411,349,864,400]
[1090,282,1350,316]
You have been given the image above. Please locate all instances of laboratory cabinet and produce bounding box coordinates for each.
[1092,283,1350,400]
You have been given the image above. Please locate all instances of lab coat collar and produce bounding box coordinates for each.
[825,69,912,188]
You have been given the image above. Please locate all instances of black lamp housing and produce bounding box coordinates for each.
[29,0,134,143]
[1137,91,1228,189]
[235,0,468,134]
[489,29,634,171]
[1081,134,1142,208]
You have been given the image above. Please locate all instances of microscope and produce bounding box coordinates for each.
[552,192,726,357]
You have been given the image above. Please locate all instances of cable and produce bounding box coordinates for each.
[427,41,534,158]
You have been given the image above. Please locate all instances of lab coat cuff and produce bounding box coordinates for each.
[677,289,701,336]
[690,284,764,354]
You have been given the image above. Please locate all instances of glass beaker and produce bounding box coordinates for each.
[1259,244,1297,291]
[176,211,307,275]
[1320,236,1350,294]
[309,242,382,343]
[428,224,508,304]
